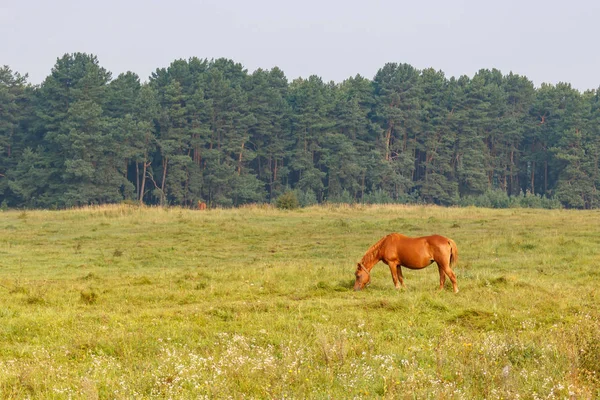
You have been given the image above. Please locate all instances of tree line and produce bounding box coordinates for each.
[1,53,599,209]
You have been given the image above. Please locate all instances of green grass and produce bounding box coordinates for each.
[1,204,599,399]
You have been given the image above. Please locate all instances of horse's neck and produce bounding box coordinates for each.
[361,256,380,271]
[361,236,386,270]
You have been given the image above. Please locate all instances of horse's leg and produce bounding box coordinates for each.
[437,260,458,293]
[437,265,446,291]
[443,266,459,293]
[398,266,406,289]
[388,262,403,289]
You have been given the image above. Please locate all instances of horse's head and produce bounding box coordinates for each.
[354,263,370,291]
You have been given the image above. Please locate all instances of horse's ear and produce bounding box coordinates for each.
[357,263,362,269]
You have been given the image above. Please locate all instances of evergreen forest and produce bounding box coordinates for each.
[1,53,599,209]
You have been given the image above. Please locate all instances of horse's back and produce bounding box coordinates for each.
[384,233,453,268]
[425,234,452,245]
[388,233,448,247]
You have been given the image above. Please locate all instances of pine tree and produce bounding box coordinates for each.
[416,68,457,204]
[551,85,593,208]
[0,66,31,205]
[499,72,535,195]
[449,74,491,196]
[325,75,374,201]
[372,63,423,199]
[288,76,334,200]
[34,53,119,206]
[247,67,292,201]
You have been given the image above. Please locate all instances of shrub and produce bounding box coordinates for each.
[80,289,98,305]
[327,190,354,204]
[459,189,561,209]
[296,189,318,207]
[362,189,394,204]
[276,191,299,210]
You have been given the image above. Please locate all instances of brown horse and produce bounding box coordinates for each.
[354,233,459,292]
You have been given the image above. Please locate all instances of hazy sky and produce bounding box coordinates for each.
[2,0,600,91]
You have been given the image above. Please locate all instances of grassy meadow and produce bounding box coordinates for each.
[0,204,599,399]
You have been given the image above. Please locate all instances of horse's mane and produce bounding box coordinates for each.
[359,234,389,267]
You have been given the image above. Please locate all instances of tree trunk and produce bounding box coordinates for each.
[509,150,514,195]
[268,157,273,200]
[530,160,535,194]
[184,167,189,206]
[136,162,140,200]
[140,160,148,206]
[161,157,168,205]
[257,153,261,179]
[544,161,548,195]
[361,173,365,202]
[385,124,393,161]
[273,158,278,190]
[193,145,201,165]
[237,142,245,175]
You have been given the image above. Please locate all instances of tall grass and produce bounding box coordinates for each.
[0,204,599,398]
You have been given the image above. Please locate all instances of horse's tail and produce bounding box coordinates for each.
[448,238,458,268]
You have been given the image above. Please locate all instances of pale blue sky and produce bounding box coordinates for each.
[2,0,600,91]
